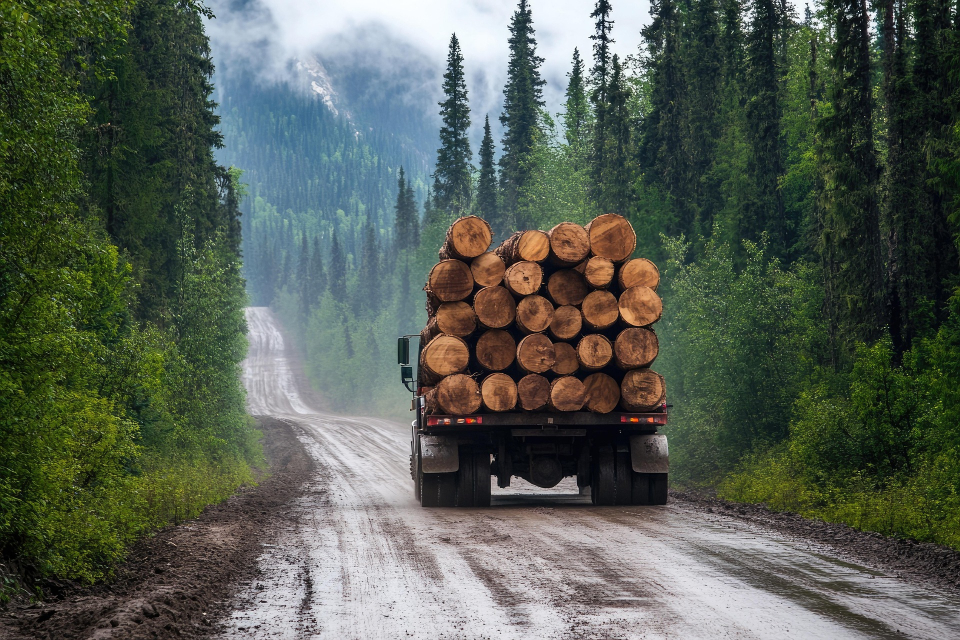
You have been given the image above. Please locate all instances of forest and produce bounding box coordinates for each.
[0,0,256,586]
[244,0,960,549]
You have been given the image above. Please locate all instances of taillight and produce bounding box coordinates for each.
[426,416,482,426]
[621,414,667,425]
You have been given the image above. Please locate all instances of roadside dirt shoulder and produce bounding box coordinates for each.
[1,417,312,640]
[672,490,960,596]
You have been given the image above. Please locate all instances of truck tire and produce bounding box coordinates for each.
[455,447,491,507]
[614,451,632,505]
[421,470,457,507]
[631,472,668,505]
[591,444,617,505]
[411,452,421,502]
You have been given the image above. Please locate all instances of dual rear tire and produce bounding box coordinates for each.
[590,441,667,506]
[417,445,491,508]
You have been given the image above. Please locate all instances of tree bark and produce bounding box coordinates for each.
[546,269,588,306]
[548,376,586,411]
[516,333,556,373]
[480,373,518,412]
[618,286,663,327]
[547,222,591,266]
[583,372,620,413]
[424,374,482,415]
[618,258,660,291]
[470,251,506,287]
[473,285,516,329]
[426,259,474,302]
[584,213,636,262]
[515,294,554,334]
[438,215,492,260]
[581,290,619,330]
[614,327,659,369]
[503,260,543,297]
[577,256,615,288]
[421,301,476,343]
[577,334,613,371]
[548,304,583,341]
[517,374,550,410]
[551,341,579,375]
[475,329,516,371]
[620,369,666,412]
[495,229,550,264]
[419,334,471,385]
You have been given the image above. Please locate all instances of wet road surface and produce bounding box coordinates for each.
[224,307,960,639]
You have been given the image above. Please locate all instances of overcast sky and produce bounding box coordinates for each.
[207,0,654,117]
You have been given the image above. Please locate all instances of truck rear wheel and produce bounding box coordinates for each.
[592,443,634,505]
[631,472,668,505]
[421,470,457,507]
[456,447,491,507]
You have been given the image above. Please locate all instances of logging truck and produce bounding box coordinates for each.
[397,214,670,508]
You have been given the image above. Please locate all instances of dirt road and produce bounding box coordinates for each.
[225,307,960,639]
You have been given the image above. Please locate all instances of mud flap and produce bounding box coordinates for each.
[420,435,459,473]
[629,434,669,473]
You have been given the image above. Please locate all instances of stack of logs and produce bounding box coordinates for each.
[419,214,665,416]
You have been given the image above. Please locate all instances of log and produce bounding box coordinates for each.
[421,301,476,343]
[424,374,482,415]
[581,290,619,330]
[426,260,474,302]
[576,334,613,371]
[620,369,666,412]
[548,376,586,412]
[515,295,554,334]
[495,230,550,264]
[584,213,636,262]
[613,327,659,369]
[551,341,579,375]
[516,333,556,374]
[517,374,550,411]
[474,286,516,329]
[438,215,492,260]
[419,334,471,385]
[503,261,543,297]
[546,269,588,306]
[549,305,583,341]
[618,286,663,327]
[583,372,620,414]
[577,256,615,288]
[470,251,506,287]
[618,258,660,291]
[547,222,591,266]
[480,373,518,412]
[475,329,516,371]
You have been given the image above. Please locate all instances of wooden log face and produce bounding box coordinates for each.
[503,261,543,296]
[517,374,550,410]
[585,213,637,262]
[516,295,554,334]
[583,373,621,413]
[548,222,591,265]
[421,334,470,377]
[618,286,663,327]
[442,215,492,260]
[432,374,482,414]
[577,334,613,370]
[620,368,666,412]
[435,301,477,337]
[516,230,550,262]
[546,269,588,306]
[473,286,516,328]
[582,256,615,288]
[427,260,474,302]
[551,341,579,375]
[516,333,556,373]
[549,376,586,411]
[480,373,518,412]
[618,258,660,291]
[549,305,583,341]
[581,290,619,330]
[475,330,516,371]
[614,327,659,369]
[470,251,506,287]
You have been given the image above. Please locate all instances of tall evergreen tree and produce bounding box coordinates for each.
[433,34,472,216]
[297,233,311,316]
[589,0,615,207]
[394,166,419,248]
[356,221,379,314]
[309,235,326,307]
[499,0,546,228]
[329,230,347,302]
[475,115,500,229]
[563,48,590,168]
[597,55,634,213]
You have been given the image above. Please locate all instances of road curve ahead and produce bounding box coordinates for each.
[223,307,960,640]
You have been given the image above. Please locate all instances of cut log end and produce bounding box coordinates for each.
[495,230,550,264]
[481,373,518,412]
[434,301,476,337]
[439,216,492,260]
[582,256,615,288]
[614,327,659,369]
[549,305,583,341]
[548,376,586,412]
[475,329,516,371]
[470,252,506,287]
[620,369,666,412]
[546,269,588,307]
[581,290,619,330]
[551,341,579,375]
[427,260,474,302]
[548,222,591,266]
[425,374,481,415]
[516,295,555,334]
[503,261,543,297]
[577,334,613,371]
[618,286,663,327]
[517,333,556,374]
[517,374,550,411]
[419,334,470,385]
[585,213,637,262]
[618,258,660,291]
[583,372,621,413]
[474,286,517,329]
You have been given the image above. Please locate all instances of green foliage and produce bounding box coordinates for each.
[433,34,473,217]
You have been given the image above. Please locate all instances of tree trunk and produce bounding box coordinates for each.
[480,373,518,412]
[583,372,620,413]
[549,304,582,341]
[515,294,554,334]
[577,334,613,371]
[438,215,493,260]
[614,327,659,369]
[618,286,663,327]
[548,376,586,411]
[516,333,556,373]
[581,290,619,330]
[475,329,516,371]
[577,256,615,288]
[495,229,550,264]
[421,301,476,343]
[424,374,482,415]
[551,341,579,375]
[473,285,516,329]
[503,260,543,297]
[618,258,660,291]
[517,374,550,410]
[470,251,506,287]
[546,269,588,306]
[547,222,591,266]
[584,213,636,262]
[419,334,471,385]
[426,259,474,302]
[620,369,666,412]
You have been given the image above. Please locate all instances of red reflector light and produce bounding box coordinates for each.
[426,416,482,426]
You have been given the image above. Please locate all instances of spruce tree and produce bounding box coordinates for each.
[309,236,326,306]
[404,177,418,247]
[433,34,472,216]
[394,166,419,248]
[589,0,615,206]
[499,0,545,229]
[357,221,379,314]
[598,55,634,214]
[297,232,310,316]
[563,48,590,169]
[329,230,347,302]
[475,115,500,229]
